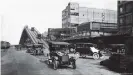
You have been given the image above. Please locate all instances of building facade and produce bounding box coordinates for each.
[118,1,133,35]
[48,28,76,40]
[77,22,117,37]
[62,2,117,28]
[77,22,117,32]
[62,2,79,28]
[118,1,133,55]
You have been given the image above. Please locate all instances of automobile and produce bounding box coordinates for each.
[32,44,44,55]
[26,44,33,53]
[1,41,10,49]
[47,41,78,70]
[107,44,125,54]
[74,43,103,59]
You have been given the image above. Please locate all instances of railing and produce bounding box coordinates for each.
[117,25,132,35]
[34,28,49,49]
[25,28,36,44]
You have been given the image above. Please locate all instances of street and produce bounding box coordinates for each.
[1,47,120,75]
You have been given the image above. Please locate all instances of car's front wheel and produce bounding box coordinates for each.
[53,60,58,70]
[93,53,100,60]
[34,50,38,55]
[72,61,76,69]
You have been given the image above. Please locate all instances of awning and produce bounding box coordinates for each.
[49,41,70,45]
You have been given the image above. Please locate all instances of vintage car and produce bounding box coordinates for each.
[1,41,10,49]
[107,44,125,54]
[74,43,103,59]
[32,44,44,55]
[47,41,79,70]
[26,44,33,53]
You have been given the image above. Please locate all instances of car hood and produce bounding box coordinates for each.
[90,47,99,53]
[56,52,65,56]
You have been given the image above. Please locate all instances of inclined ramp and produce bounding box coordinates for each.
[19,26,49,49]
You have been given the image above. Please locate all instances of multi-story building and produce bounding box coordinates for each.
[62,2,79,28]
[118,1,133,35]
[62,2,117,29]
[77,22,117,32]
[77,22,117,37]
[118,1,133,55]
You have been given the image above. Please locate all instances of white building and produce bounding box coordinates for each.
[62,2,117,28]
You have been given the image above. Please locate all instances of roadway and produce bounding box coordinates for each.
[1,47,120,75]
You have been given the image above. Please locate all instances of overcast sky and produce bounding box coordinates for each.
[0,0,117,44]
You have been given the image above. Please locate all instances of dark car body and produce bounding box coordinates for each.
[26,44,33,53]
[74,43,102,59]
[47,41,77,70]
[1,41,10,49]
[32,44,44,55]
[26,44,44,55]
[107,44,125,54]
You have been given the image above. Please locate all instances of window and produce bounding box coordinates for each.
[126,3,133,12]
[119,17,124,25]
[70,12,79,16]
[120,7,123,13]
[71,8,75,10]
[119,1,123,4]
[126,14,132,24]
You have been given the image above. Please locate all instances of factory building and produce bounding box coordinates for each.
[62,2,117,29]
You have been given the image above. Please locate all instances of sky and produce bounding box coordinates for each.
[0,0,117,45]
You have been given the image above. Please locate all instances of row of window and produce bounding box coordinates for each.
[70,8,75,10]
[119,26,132,32]
[70,12,79,16]
[119,14,133,25]
[119,3,133,14]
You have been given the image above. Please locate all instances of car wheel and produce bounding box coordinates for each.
[72,61,76,69]
[36,50,38,55]
[26,50,28,53]
[47,60,50,65]
[34,50,37,55]
[82,55,86,58]
[93,53,99,60]
[53,60,58,70]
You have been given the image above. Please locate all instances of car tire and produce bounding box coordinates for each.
[83,55,86,58]
[53,60,58,70]
[72,61,76,69]
[26,50,28,53]
[41,50,44,54]
[36,50,38,55]
[34,50,37,55]
[81,54,86,58]
[47,60,50,65]
[93,53,100,60]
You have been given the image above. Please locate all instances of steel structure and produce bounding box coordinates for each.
[19,26,49,49]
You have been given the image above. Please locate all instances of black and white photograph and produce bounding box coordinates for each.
[0,0,133,75]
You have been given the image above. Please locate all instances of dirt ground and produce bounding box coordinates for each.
[1,47,121,75]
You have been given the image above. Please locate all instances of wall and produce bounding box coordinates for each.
[79,7,88,24]
[118,1,133,34]
[62,2,117,29]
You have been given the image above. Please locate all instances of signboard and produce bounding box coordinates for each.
[91,22,100,30]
